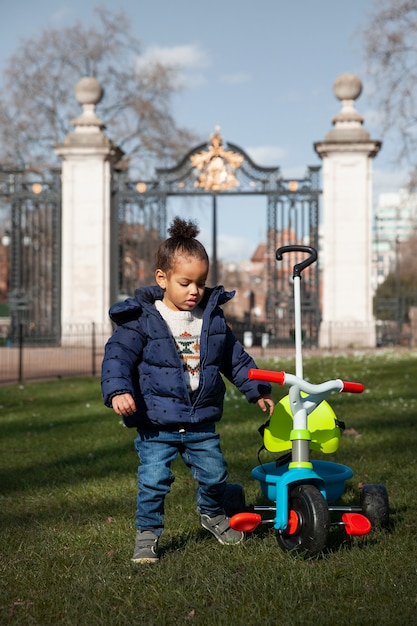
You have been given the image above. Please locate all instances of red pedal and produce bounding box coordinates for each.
[229,512,262,532]
[342,513,372,536]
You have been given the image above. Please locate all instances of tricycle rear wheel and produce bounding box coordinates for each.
[360,484,389,528]
[223,483,246,516]
[276,484,330,557]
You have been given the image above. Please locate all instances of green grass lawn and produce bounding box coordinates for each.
[1,350,417,625]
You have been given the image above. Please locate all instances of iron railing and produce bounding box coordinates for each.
[0,322,110,384]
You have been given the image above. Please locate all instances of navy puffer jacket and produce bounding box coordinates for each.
[101,285,271,428]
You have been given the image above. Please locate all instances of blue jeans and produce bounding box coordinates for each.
[134,426,229,534]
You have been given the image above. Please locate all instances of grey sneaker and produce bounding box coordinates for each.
[200,513,244,545]
[131,530,159,564]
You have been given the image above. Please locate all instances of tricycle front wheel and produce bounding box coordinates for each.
[276,484,330,557]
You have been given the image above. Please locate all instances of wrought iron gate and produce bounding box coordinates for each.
[0,131,320,347]
[266,171,321,346]
[111,169,167,300]
[0,168,61,344]
[113,129,321,346]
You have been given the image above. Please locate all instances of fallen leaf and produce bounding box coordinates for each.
[343,428,362,439]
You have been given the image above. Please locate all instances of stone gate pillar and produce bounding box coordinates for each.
[314,74,381,349]
[55,77,122,340]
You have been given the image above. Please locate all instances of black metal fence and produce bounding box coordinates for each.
[1,314,415,386]
[0,322,110,385]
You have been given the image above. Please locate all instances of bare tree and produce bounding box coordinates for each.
[362,0,417,185]
[397,230,417,283]
[374,229,417,324]
[0,6,197,174]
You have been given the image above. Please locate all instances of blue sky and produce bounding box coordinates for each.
[1,0,407,261]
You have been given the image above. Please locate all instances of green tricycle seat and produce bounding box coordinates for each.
[263,394,341,454]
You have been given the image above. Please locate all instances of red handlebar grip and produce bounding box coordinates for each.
[341,381,364,393]
[248,369,285,385]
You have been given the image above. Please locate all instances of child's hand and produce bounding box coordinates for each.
[112,393,137,417]
[257,395,275,416]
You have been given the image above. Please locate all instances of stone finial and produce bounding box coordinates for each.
[56,76,124,163]
[71,76,105,131]
[75,76,103,105]
[333,73,362,101]
[325,73,370,142]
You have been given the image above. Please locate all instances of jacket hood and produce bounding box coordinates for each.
[108,285,160,324]
[109,284,235,325]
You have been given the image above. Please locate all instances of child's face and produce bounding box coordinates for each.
[155,255,208,311]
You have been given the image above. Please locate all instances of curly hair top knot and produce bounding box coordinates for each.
[168,216,199,240]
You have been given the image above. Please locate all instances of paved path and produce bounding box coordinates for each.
[0,346,105,384]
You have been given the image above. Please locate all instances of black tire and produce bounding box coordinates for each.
[276,484,330,557]
[223,483,246,516]
[360,484,389,528]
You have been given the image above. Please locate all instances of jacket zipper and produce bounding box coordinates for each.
[189,302,213,418]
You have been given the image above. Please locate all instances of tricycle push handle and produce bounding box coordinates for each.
[248,369,364,394]
[276,245,318,278]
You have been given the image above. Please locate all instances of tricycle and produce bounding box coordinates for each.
[226,245,389,557]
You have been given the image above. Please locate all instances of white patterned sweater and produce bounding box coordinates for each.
[155,299,203,392]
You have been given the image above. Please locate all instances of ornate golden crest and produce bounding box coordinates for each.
[190,127,243,191]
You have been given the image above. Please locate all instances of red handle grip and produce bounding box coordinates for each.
[341,381,364,393]
[248,369,285,385]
